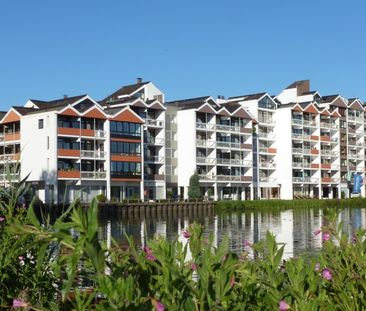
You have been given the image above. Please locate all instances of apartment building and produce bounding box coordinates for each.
[226,93,279,199]
[276,80,365,199]
[166,96,254,200]
[101,79,167,200]
[0,94,144,203]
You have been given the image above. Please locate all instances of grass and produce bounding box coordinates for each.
[214,197,366,212]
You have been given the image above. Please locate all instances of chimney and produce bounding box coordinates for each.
[136,77,143,84]
[63,94,68,99]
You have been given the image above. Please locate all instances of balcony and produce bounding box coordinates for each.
[95,130,107,138]
[146,119,164,127]
[0,153,20,162]
[259,162,276,169]
[292,177,319,183]
[58,170,81,179]
[80,150,106,159]
[196,140,216,148]
[259,147,276,154]
[0,173,20,182]
[145,156,164,164]
[258,132,276,140]
[145,137,165,145]
[145,174,165,181]
[259,177,277,183]
[4,132,20,142]
[198,175,251,182]
[80,171,107,179]
[58,127,95,137]
[216,141,241,149]
[58,149,80,157]
[197,157,216,165]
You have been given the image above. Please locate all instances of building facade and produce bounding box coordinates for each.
[0,78,365,203]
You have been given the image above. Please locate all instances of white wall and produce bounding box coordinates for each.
[275,108,293,199]
[177,110,196,188]
[276,88,297,104]
[21,112,58,183]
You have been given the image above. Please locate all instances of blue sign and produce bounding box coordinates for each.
[353,174,363,194]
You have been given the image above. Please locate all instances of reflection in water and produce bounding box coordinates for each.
[98,208,366,259]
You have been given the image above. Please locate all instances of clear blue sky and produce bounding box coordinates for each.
[0,0,365,109]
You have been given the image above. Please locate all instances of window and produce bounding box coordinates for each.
[110,141,141,155]
[47,136,49,149]
[38,119,44,129]
[110,161,141,178]
[110,121,141,137]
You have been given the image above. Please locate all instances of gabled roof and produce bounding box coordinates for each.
[101,82,149,103]
[348,98,364,111]
[29,94,87,110]
[228,92,266,101]
[107,106,145,123]
[166,96,215,108]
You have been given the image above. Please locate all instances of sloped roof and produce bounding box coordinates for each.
[166,96,215,109]
[285,80,309,89]
[101,82,149,103]
[228,92,266,101]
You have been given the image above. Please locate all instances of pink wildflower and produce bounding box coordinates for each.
[322,233,330,242]
[13,299,28,308]
[154,301,165,311]
[314,228,321,236]
[182,230,191,239]
[279,300,290,311]
[191,263,197,271]
[0,216,4,222]
[143,246,156,261]
[243,240,252,248]
[322,268,333,281]
[230,277,235,288]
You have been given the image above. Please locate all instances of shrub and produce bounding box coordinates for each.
[96,193,107,203]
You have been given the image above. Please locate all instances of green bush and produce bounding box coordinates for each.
[96,193,107,203]
[2,182,366,310]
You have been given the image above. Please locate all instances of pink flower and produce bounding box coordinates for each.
[243,240,252,248]
[315,263,320,272]
[352,234,357,243]
[0,216,4,222]
[182,230,191,239]
[322,233,330,242]
[314,228,321,236]
[13,299,28,308]
[322,268,333,281]
[191,263,197,271]
[230,277,235,288]
[154,301,165,311]
[143,246,156,261]
[279,300,290,311]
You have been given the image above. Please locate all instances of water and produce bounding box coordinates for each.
[98,207,366,259]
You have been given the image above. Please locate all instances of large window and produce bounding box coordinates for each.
[58,116,79,128]
[110,121,141,138]
[111,161,141,178]
[58,138,80,150]
[58,160,80,170]
[111,141,141,155]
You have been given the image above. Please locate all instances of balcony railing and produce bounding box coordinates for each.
[145,156,164,163]
[0,153,20,162]
[196,140,216,148]
[216,141,241,149]
[95,130,106,138]
[145,137,165,145]
[259,177,277,183]
[198,175,252,182]
[80,150,106,159]
[259,162,276,169]
[4,132,21,142]
[197,157,216,165]
[292,177,319,183]
[80,171,107,179]
[258,132,276,140]
[146,119,164,127]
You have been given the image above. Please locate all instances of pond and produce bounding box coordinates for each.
[98,207,366,259]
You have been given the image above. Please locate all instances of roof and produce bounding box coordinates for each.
[101,82,149,103]
[0,111,7,120]
[166,96,213,108]
[12,106,38,115]
[321,95,339,103]
[228,92,266,101]
[285,80,310,89]
[30,94,87,110]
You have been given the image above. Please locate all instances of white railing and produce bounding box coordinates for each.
[196,140,216,148]
[95,130,106,138]
[293,177,319,183]
[321,150,331,156]
[80,150,106,158]
[80,171,107,179]
[216,141,241,149]
[258,132,276,140]
[259,177,277,183]
[146,156,164,163]
[197,157,216,165]
[146,119,164,127]
[303,120,317,127]
[145,137,165,145]
[259,162,276,169]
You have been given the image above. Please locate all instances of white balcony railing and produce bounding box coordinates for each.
[146,156,164,163]
[146,119,164,127]
[95,130,106,138]
[197,157,216,165]
[80,150,106,159]
[80,171,107,179]
[196,140,216,148]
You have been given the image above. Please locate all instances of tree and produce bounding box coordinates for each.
[188,172,202,199]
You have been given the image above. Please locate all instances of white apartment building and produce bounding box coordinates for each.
[166,96,254,200]
[276,80,365,199]
[226,93,280,199]
[101,79,167,200]
[0,94,145,203]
